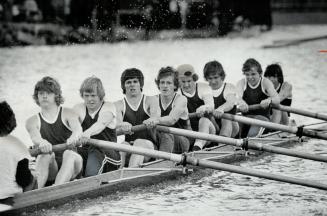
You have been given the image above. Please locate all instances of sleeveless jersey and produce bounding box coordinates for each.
[181,84,204,131]
[159,93,189,129]
[39,107,71,166]
[123,95,153,142]
[213,83,236,114]
[277,84,292,106]
[242,78,270,118]
[81,102,117,142]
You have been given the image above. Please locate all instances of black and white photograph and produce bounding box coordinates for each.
[0,0,327,215]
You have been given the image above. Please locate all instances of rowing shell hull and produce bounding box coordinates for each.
[3,134,303,214]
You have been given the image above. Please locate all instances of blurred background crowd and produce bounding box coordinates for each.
[0,0,326,46]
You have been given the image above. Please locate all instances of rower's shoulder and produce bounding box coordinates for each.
[101,101,117,113]
[281,81,292,90]
[175,93,188,104]
[197,82,211,90]
[114,99,124,111]
[72,103,84,111]
[25,114,39,130]
[236,78,246,87]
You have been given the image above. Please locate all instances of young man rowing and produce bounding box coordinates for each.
[73,76,121,176]
[177,64,216,151]
[115,68,161,167]
[203,60,239,138]
[143,66,190,153]
[26,77,83,188]
[236,58,280,137]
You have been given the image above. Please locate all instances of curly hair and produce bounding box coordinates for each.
[120,68,144,94]
[155,66,179,92]
[33,76,64,106]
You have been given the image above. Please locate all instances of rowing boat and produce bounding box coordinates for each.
[1,131,305,215]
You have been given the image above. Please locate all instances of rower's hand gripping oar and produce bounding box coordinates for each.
[86,138,327,191]
[29,124,148,157]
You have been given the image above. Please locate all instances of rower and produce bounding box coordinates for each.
[264,63,293,125]
[203,60,239,138]
[143,66,190,153]
[25,76,83,188]
[115,68,162,167]
[0,100,35,209]
[236,58,280,137]
[73,76,121,177]
[177,64,216,151]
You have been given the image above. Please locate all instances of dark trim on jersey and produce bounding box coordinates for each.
[276,83,292,106]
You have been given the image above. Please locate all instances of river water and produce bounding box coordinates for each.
[0,25,327,215]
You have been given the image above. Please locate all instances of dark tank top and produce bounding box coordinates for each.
[181,84,204,131]
[39,107,71,145]
[123,95,153,142]
[81,102,117,142]
[242,78,270,118]
[39,107,71,167]
[213,83,236,114]
[159,94,189,129]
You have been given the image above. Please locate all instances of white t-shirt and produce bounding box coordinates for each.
[0,135,31,199]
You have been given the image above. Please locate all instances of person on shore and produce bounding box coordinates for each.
[264,63,292,125]
[203,60,239,138]
[115,68,161,167]
[25,76,83,188]
[236,58,280,137]
[177,64,215,151]
[0,100,35,210]
[143,66,190,153]
[73,76,121,177]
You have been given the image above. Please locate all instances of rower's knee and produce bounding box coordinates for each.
[133,139,154,150]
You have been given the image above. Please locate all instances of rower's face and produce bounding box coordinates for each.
[179,76,196,94]
[38,91,56,107]
[82,90,101,111]
[206,73,224,90]
[244,67,261,86]
[159,76,175,96]
[125,78,141,96]
[266,76,279,88]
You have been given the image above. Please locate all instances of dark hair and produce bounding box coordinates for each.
[80,76,105,100]
[203,60,226,80]
[155,66,179,92]
[0,101,17,136]
[242,58,263,75]
[120,68,144,94]
[264,64,284,84]
[33,76,64,106]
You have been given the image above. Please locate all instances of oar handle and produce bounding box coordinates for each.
[30,124,148,157]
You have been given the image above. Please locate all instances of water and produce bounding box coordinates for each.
[1,25,327,215]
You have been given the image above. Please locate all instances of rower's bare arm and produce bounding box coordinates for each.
[221,83,237,112]
[279,82,292,101]
[25,115,52,152]
[235,79,245,99]
[72,103,85,123]
[159,95,187,126]
[147,95,161,118]
[63,108,83,145]
[263,78,280,105]
[198,83,214,113]
[115,100,132,133]
[83,103,115,138]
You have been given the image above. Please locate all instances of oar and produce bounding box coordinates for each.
[86,138,327,191]
[244,104,327,122]
[29,124,148,157]
[272,104,327,122]
[155,125,327,163]
[190,112,327,140]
